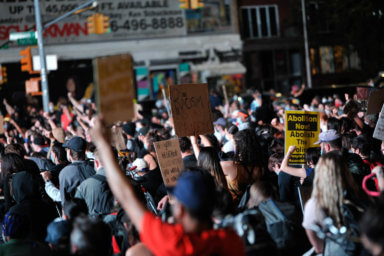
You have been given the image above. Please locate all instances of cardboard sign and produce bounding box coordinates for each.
[111,126,126,151]
[94,54,135,126]
[0,116,3,134]
[373,104,384,141]
[367,88,384,115]
[154,138,183,187]
[169,84,213,137]
[285,111,320,164]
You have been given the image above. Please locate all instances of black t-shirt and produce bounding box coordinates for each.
[182,154,197,168]
[278,171,300,205]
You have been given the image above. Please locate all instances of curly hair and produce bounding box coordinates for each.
[233,129,266,169]
[312,151,359,227]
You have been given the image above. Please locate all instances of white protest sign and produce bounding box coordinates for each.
[373,104,384,141]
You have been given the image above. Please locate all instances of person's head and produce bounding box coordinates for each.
[315,129,342,153]
[70,216,112,256]
[63,199,88,221]
[268,152,283,174]
[51,143,68,164]
[234,129,266,172]
[304,147,320,168]
[213,118,226,132]
[179,137,192,154]
[46,220,71,253]
[1,153,26,179]
[359,195,384,256]
[63,136,86,162]
[351,135,371,158]
[312,151,358,227]
[31,134,45,152]
[4,143,27,158]
[247,180,274,209]
[2,212,29,242]
[327,117,341,133]
[225,125,238,141]
[197,147,227,189]
[122,122,136,139]
[169,168,216,231]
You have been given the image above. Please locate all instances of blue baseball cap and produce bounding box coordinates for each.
[63,136,86,152]
[45,220,71,245]
[168,171,214,211]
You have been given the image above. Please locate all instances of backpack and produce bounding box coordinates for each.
[258,199,306,251]
[217,208,277,255]
[323,201,364,256]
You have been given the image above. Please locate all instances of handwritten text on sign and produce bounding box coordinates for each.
[170,84,213,137]
[154,138,183,187]
[285,111,320,164]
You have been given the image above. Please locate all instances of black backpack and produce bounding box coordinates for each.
[258,199,307,252]
[217,208,277,255]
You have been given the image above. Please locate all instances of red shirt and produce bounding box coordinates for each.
[140,212,245,256]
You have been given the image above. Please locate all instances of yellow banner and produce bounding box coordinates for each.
[285,110,320,164]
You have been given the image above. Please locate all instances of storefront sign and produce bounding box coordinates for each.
[0,0,186,44]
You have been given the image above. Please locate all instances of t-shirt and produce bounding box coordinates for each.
[140,212,245,256]
[302,198,326,230]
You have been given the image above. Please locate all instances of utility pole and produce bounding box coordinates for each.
[32,0,97,112]
[301,0,312,88]
[34,0,49,112]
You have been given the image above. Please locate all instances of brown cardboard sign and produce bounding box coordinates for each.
[154,138,183,187]
[0,116,3,134]
[94,54,135,126]
[367,88,384,115]
[169,84,213,137]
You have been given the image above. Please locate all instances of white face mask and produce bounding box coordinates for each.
[50,153,55,164]
[86,151,94,160]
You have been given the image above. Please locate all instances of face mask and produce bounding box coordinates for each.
[49,106,54,113]
[225,134,230,141]
[236,118,243,125]
[325,109,330,115]
[86,151,94,160]
[144,143,148,150]
[50,154,55,163]
[155,100,163,109]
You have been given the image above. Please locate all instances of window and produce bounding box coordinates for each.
[241,5,279,39]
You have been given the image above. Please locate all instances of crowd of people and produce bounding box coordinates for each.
[0,84,383,256]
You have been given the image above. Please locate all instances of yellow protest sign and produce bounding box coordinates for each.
[285,111,320,164]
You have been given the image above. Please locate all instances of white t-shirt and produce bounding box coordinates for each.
[302,197,327,230]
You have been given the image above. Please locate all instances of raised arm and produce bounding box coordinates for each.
[190,135,200,159]
[91,116,146,232]
[68,92,84,113]
[281,145,307,178]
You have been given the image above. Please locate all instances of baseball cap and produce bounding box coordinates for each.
[138,127,149,136]
[45,220,71,245]
[213,117,226,127]
[63,136,86,152]
[315,129,340,144]
[122,122,136,137]
[168,171,214,211]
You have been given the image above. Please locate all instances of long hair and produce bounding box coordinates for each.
[198,147,228,189]
[233,129,266,170]
[312,151,359,227]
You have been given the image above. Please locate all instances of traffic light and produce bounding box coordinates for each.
[191,0,204,9]
[0,65,7,85]
[179,0,190,9]
[20,47,32,73]
[179,0,204,9]
[87,13,110,34]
